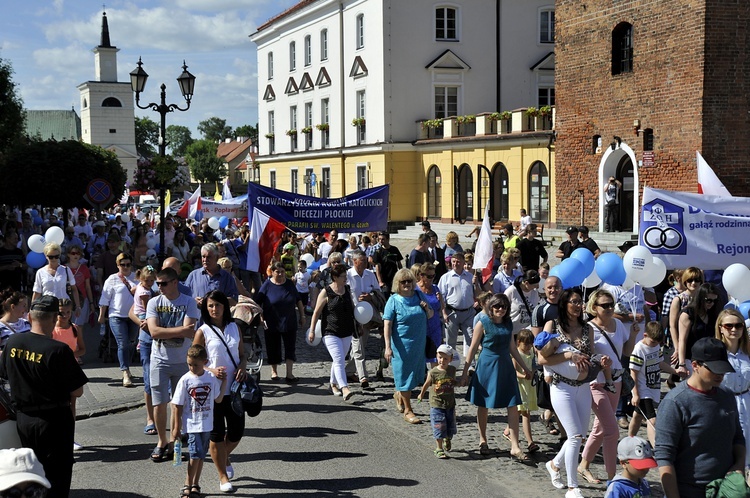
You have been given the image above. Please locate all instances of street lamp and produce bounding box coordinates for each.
[130,57,196,262]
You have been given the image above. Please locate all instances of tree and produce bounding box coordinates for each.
[185,139,227,183]
[135,116,159,157]
[234,124,258,143]
[165,125,194,156]
[0,58,26,155]
[198,117,232,142]
[0,140,127,208]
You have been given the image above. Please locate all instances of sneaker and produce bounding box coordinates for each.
[122,371,133,388]
[219,481,234,493]
[617,416,629,429]
[565,488,585,498]
[73,442,83,451]
[546,461,566,489]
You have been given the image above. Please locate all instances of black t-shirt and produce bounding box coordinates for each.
[0,246,24,291]
[373,245,403,289]
[581,238,600,255]
[517,238,547,271]
[408,248,431,268]
[558,240,582,260]
[0,332,88,410]
[531,301,558,330]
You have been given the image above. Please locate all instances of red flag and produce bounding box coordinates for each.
[472,201,495,284]
[247,208,286,272]
[177,186,202,219]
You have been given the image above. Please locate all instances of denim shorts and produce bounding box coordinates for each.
[188,431,211,460]
[430,406,457,440]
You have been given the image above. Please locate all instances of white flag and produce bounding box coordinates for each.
[697,151,732,197]
[473,201,495,284]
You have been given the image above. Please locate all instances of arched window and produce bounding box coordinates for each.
[102,97,122,107]
[82,98,88,109]
[356,14,365,49]
[456,164,473,221]
[528,161,549,223]
[289,41,296,71]
[427,165,442,218]
[304,35,312,66]
[612,22,633,75]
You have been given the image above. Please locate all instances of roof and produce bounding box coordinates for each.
[24,110,82,141]
[217,139,254,163]
[256,0,318,32]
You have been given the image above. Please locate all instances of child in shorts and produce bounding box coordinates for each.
[171,345,227,498]
[628,321,681,446]
[293,260,311,313]
[604,436,657,498]
[534,331,615,390]
[417,344,458,459]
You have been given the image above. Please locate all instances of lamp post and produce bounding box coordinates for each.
[130,57,196,262]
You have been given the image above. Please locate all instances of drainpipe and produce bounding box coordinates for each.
[496,0,501,110]
[578,189,585,227]
[339,0,346,194]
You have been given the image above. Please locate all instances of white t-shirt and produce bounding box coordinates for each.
[294,271,310,293]
[504,284,540,334]
[146,293,200,364]
[98,272,137,318]
[318,241,333,260]
[629,340,663,403]
[171,370,223,433]
[589,318,630,383]
[33,265,75,299]
[200,322,241,395]
[520,215,532,232]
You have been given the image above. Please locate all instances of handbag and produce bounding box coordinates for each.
[61,265,77,305]
[208,325,263,418]
[597,322,635,393]
[531,367,553,410]
[414,289,438,358]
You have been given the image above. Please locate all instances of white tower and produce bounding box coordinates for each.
[77,11,138,181]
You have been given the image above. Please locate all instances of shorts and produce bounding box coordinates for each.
[636,398,658,420]
[188,431,211,460]
[150,361,188,405]
[430,407,457,440]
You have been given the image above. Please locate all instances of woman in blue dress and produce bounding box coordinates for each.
[461,293,532,460]
[384,268,433,424]
[413,262,444,365]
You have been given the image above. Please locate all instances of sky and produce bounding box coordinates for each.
[0,0,299,137]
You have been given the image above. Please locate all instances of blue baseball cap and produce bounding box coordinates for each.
[534,331,559,350]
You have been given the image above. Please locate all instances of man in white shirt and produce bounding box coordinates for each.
[438,252,480,358]
[73,213,93,240]
[346,250,380,388]
[317,230,337,261]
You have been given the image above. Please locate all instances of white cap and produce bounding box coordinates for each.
[0,448,50,491]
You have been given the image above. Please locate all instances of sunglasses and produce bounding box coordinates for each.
[721,323,744,331]
[686,279,702,284]
[156,280,174,287]
[704,297,717,304]
[68,252,81,256]
[47,254,60,259]
[401,280,413,285]
[597,302,615,310]
[569,301,584,306]
[0,483,48,498]
[491,304,507,310]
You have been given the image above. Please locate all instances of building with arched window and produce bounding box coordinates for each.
[251,0,557,227]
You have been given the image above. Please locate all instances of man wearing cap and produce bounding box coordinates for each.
[604,177,622,232]
[578,226,601,258]
[655,337,745,497]
[556,226,583,260]
[0,448,51,496]
[0,296,87,497]
[517,224,548,271]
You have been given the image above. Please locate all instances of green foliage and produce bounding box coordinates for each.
[0,140,126,208]
[0,58,26,155]
[185,139,227,183]
[539,105,553,116]
[525,107,539,117]
[301,126,312,134]
[315,123,329,131]
[198,117,232,142]
[421,118,443,129]
[234,124,257,142]
[165,125,194,156]
[455,115,476,124]
[135,116,159,157]
[351,117,365,127]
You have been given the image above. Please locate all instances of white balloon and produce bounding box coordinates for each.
[146,231,155,239]
[120,214,130,223]
[300,253,315,267]
[44,226,64,245]
[582,269,601,288]
[723,263,750,302]
[208,217,220,230]
[640,257,667,288]
[623,275,636,290]
[146,238,157,249]
[622,245,655,284]
[137,212,146,220]
[354,301,374,324]
[27,234,46,253]
[306,321,322,346]
[145,249,157,259]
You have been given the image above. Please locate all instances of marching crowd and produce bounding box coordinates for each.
[0,207,748,497]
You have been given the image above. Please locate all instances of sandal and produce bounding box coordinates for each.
[510,449,531,463]
[285,375,299,383]
[403,412,422,424]
[433,448,448,459]
[189,485,201,498]
[543,415,560,436]
[144,423,157,435]
[181,485,191,497]
[393,392,404,413]
[479,442,491,455]
[270,375,280,381]
[443,438,452,451]
[331,385,342,396]
[578,468,602,484]
[527,442,540,453]
[151,445,168,462]
[343,390,354,401]
[502,429,511,442]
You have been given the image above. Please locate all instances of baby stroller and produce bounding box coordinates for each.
[231,295,264,384]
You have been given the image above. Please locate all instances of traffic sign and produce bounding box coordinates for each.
[84,179,114,207]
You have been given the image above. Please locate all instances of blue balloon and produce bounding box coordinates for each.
[26,251,46,269]
[739,301,750,320]
[308,260,322,271]
[108,214,115,221]
[724,302,739,311]
[551,259,586,289]
[33,216,43,226]
[30,209,38,217]
[194,211,204,222]
[595,253,626,286]
[571,248,595,277]
[219,216,229,229]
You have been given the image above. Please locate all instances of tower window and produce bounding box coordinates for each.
[102,97,122,107]
[612,22,633,75]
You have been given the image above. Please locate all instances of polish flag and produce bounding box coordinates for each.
[472,201,495,284]
[247,208,286,272]
[697,151,733,197]
[176,186,202,219]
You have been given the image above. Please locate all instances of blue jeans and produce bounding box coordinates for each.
[139,332,153,394]
[109,316,136,371]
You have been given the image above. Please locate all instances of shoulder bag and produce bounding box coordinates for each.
[208,324,263,418]
[596,322,635,393]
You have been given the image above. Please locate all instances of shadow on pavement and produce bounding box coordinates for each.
[72,490,152,498]
[234,476,420,495]
[72,442,161,464]
[236,450,366,464]
[247,426,356,438]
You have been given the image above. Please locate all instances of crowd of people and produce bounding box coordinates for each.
[0,206,748,497]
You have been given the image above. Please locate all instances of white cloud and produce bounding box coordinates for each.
[0,40,21,51]
[32,44,90,78]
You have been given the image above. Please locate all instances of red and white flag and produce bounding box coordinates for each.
[472,201,495,284]
[697,151,733,197]
[176,185,202,219]
[247,208,286,272]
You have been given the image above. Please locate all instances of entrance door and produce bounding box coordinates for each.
[616,155,635,232]
[491,162,509,222]
[426,165,441,218]
[456,164,473,222]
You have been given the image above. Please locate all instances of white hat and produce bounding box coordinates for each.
[93,220,105,228]
[436,344,454,357]
[0,448,50,491]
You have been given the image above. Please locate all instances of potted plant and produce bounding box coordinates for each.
[351,117,366,127]
[497,111,512,133]
[285,129,297,137]
[315,123,329,131]
[301,126,313,134]
[264,133,275,139]
[455,114,476,124]
[538,105,553,130]
[455,114,476,136]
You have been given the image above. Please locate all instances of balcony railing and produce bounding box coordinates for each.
[417,107,555,140]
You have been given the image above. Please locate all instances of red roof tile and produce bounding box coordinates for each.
[256,0,318,32]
